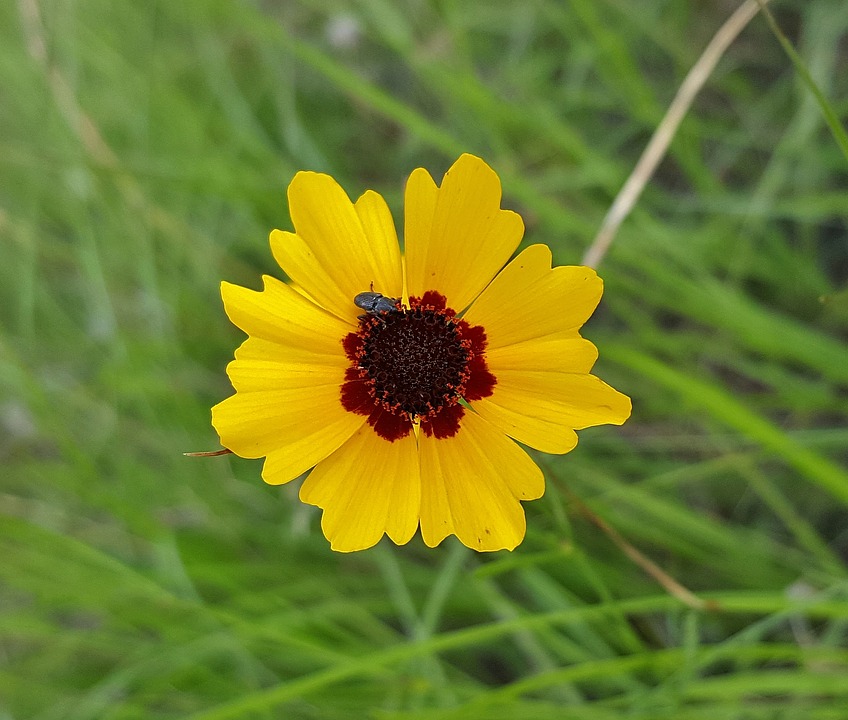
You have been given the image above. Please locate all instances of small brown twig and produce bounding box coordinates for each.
[581,0,771,269]
[564,487,717,611]
[183,448,233,458]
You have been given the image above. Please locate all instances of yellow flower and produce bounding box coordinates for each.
[212,154,631,553]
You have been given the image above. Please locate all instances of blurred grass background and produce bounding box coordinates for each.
[2,0,848,718]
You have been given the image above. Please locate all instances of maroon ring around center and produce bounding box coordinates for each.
[340,290,496,441]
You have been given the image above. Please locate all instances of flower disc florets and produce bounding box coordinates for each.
[362,301,469,416]
[341,290,496,441]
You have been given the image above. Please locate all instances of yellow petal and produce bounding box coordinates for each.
[270,172,402,323]
[404,154,524,312]
[299,426,420,552]
[402,166,438,268]
[259,412,365,486]
[473,370,631,454]
[477,337,597,452]
[354,189,403,292]
[463,245,603,349]
[212,382,364,476]
[225,337,348,393]
[471,398,578,455]
[419,411,543,552]
[486,336,599,375]
[221,276,353,354]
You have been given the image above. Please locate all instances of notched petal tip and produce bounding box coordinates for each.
[464,246,607,351]
[405,153,524,313]
[326,530,383,553]
[446,153,500,187]
[273,171,403,323]
[287,169,338,198]
[604,388,633,426]
[419,412,540,553]
[301,427,420,553]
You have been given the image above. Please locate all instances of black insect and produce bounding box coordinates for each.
[354,291,399,316]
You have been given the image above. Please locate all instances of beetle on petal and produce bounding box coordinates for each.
[353,291,400,319]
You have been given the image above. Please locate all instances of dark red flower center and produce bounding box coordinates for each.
[340,290,496,441]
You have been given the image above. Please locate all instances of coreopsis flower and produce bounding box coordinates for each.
[212,154,631,552]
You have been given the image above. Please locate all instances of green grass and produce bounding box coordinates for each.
[2,0,848,718]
